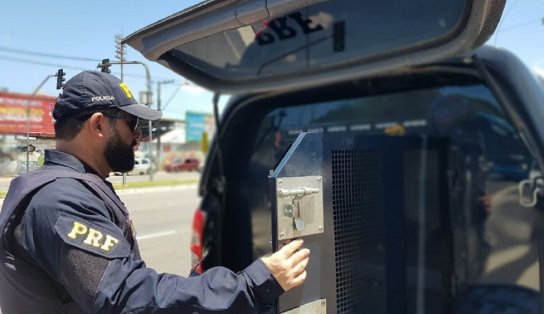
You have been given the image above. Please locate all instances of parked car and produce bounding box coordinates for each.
[165,158,200,172]
[113,157,152,176]
[131,157,152,175]
[125,1,544,313]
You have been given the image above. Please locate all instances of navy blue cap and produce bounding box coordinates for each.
[53,71,162,121]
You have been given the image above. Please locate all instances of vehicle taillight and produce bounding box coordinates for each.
[190,208,206,274]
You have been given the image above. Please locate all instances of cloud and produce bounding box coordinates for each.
[531,60,544,76]
[180,84,206,96]
[533,66,544,86]
[534,67,544,78]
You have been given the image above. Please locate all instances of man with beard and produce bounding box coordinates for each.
[0,71,310,313]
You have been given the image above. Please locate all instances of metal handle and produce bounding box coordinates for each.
[518,179,543,207]
[277,187,319,198]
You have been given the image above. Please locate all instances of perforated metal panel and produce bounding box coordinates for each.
[332,150,386,314]
[271,133,453,314]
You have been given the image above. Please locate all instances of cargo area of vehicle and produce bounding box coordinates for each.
[200,69,541,312]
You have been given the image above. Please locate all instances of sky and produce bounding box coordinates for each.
[1,1,543,119]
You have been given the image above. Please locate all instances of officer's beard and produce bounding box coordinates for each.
[104,129,136,173]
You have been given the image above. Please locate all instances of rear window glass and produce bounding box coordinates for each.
[258,85,516,151]
[170,0,468,80]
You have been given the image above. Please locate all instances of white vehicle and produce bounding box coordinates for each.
[112,157,152,176]
[129,157,152,175]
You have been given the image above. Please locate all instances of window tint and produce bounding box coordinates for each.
[257,85,516,147]
[172,0,467,80]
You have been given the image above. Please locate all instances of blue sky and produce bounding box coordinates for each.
[1,1,543,119]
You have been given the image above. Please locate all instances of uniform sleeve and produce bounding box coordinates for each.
[18,179,283,313]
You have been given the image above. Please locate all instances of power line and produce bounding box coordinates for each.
[162,86,181,111]
[161,82,197,111]
[499,17,543,32]
[0,54,91,71]
[0,46,100,62]
[0,54,178,82]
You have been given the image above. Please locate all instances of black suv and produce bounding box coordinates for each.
[125,0,544,312]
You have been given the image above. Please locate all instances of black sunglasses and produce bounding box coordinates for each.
[103,113,139,132]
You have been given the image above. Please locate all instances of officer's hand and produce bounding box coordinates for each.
[261,239,310,291]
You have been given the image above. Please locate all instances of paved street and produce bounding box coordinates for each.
[478,180,544,290]
[120,185,201,276]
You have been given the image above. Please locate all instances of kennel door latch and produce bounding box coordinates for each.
[276,176,324,240]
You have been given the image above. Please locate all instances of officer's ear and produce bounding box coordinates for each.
[87,112,108,139]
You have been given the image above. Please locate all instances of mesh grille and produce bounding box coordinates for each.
[332,150,385,314]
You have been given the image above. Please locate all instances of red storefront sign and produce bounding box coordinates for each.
[0,92,56,137]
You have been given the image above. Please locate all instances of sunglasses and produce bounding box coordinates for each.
[103,113,139,132]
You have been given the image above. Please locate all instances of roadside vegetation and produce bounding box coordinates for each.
[112,178,199,190]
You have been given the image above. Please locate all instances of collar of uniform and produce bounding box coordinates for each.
[43,149,99,175]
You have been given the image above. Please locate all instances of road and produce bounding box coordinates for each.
[119,185,201,276]
[477,180,543,290]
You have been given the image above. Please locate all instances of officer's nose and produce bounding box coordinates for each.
[133,128,142,143]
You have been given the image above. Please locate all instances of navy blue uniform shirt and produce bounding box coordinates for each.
[4,150,283,313]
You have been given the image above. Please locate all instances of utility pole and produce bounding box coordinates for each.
[115,35,126,80]
[98,59,154,181]
[115,35,128,185]
[156,79,175,171]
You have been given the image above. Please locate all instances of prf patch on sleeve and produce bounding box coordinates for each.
[54,215,130,259]
[118,82,134,99]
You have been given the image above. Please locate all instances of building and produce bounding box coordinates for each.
[0,92,56,175]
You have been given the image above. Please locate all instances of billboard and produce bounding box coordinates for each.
[0,92,56,137]
[185,111,215,143]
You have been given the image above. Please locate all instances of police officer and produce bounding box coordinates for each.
[0,71,310,313]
